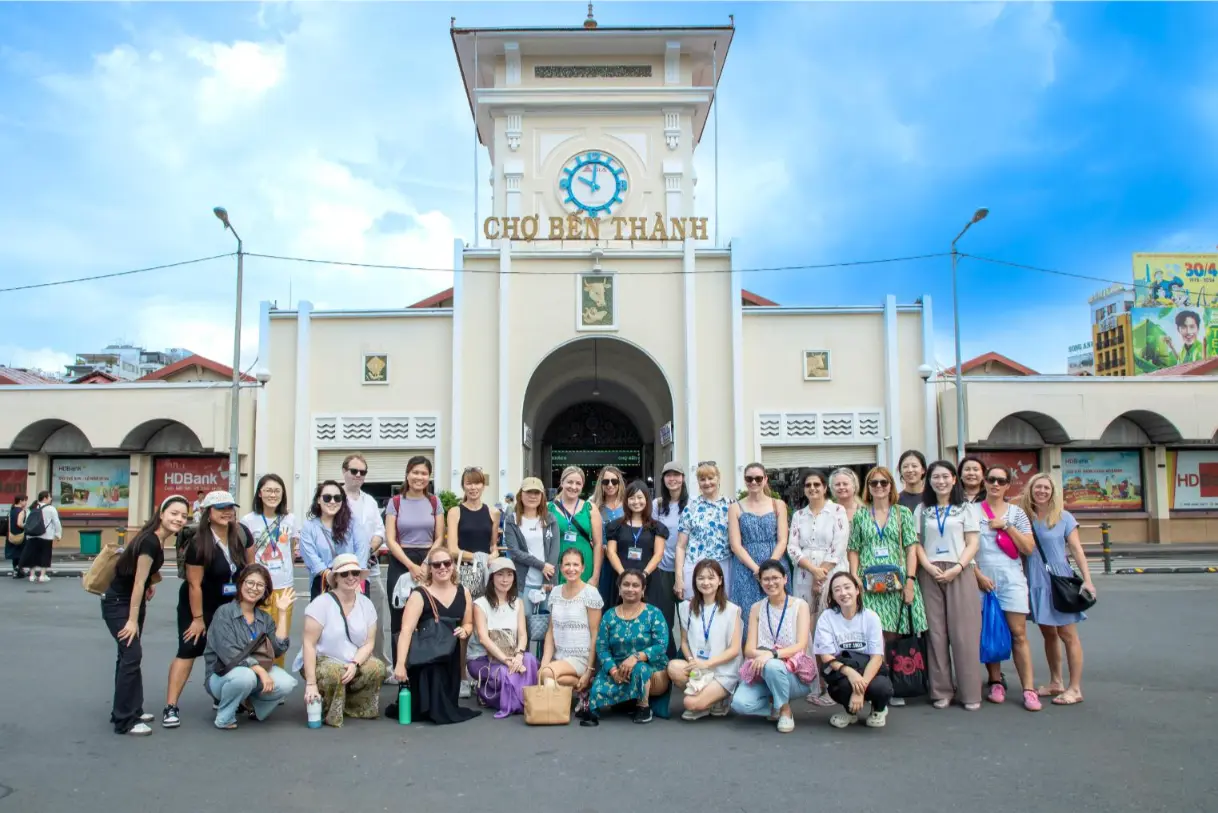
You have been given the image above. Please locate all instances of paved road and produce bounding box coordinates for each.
[1,574,1214,813]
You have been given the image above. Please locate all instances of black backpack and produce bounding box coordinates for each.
[24,504,46,537]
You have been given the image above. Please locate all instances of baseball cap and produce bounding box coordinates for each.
[200,490,238,510]
[520,477,545,493]
[661,461,684,476]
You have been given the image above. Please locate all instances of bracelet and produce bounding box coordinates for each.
[192,615,203,620]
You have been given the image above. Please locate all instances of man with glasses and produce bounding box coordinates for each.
[340,455,391,673]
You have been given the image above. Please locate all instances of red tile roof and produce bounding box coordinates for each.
[70,370,121,384]
[407,287,780,308]
[942,352,1039,377]
[741,289,779,306]
[408,288,456,308]
[138,354,255,382]
[0,367,60,385]
[1143,357,1218,376]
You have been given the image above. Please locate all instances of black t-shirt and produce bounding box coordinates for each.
[607,519,667,568]
[185,531,252,610]
[111,533,165,598]
[897,491,922,512]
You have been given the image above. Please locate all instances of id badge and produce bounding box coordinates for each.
[696,648,710,660]
[874,547,890,559]
[935,546,950,556]
[563,529,578,544]
[627,547,643,561]
[222,583,237,597]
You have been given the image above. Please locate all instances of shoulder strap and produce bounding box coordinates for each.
[428,494,438,512]
[1029,522,1051,568]
[980,500,995,520]
[328,591,354,644]
[393,494,401,513]
[418,586,441,621]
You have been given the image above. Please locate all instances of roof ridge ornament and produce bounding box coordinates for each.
[584,3,597,29]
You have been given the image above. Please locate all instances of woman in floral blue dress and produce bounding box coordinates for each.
[675,462,733,602]
[587,569,671,725]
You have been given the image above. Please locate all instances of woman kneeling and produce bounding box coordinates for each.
[468,558,540,718]
[814,572,893,729]
[587,569,671,725]
[203,564,297,730]
[668,560,742,721]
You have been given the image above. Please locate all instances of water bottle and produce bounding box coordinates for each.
[306,695,323,729]
[398,686,412,724]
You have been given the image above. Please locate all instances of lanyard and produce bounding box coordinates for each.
[699,605,716,644]
[934,505,949,537]
[554,499,577,524]
[871,507,889,540]
[630,524,644,549]
[765,596,789,647]
[261,515,282,555]
[244,617,258,641]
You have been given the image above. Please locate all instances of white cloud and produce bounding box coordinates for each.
[0,345,73,376]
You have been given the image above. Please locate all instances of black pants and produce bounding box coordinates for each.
[387,549,429,668]
[827,671,894,713]
[101,593,147,734]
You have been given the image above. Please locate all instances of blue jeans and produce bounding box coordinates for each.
[730,659,812,716]
[207,665,297,727]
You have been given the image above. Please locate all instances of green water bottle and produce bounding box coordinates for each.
[398,686,411,724]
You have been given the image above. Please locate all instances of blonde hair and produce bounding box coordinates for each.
[829,467,860,498]
[591,466,624,507]
[743,461,774,498]
[695,462,721,481]
[423,544,459,587]
[559,466,585,489]
[1018,472,1063,528]
[860,466,896,507]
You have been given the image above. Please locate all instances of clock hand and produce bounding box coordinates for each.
[578,176,597,190]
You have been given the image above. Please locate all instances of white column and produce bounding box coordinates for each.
[504,160,524,219]
[682,238,698,472]
[730,238,745,484]
[450,239,465,493]
[665,41,681,85]
[504,42,521,86]
[292,300,313,521]
[254,300,271,482]
[497,242,511,498]
[663,160,683,225]
[921,295,939,457]
[883,294,901,470]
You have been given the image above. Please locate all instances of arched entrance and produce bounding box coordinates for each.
[522,337,675,492]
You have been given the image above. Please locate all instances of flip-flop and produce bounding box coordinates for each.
[1052,692,1083,706]
[1036,684,1065,697]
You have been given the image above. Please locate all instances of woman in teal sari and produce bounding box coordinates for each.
[548,466,603,590]
[586,569,670,725]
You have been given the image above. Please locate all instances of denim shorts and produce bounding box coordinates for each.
[977,562,1029,615]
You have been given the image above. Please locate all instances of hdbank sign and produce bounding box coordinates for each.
[153,457,229,508]
[1168,450,1218,510]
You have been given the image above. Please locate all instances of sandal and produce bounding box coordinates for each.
[964,703,981,711]
[1052,690,1083,706]
[1036,683,1065,698]
[1022,690,1042,711]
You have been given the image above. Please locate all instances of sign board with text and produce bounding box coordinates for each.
[1167,450,1218,510]
[153,457,230,510]
[1061,450,1143,512]
[51,458,130,519]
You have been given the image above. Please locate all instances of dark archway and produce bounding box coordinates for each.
[543,401,646,490]
[121,420,206,453]
[10,419,94,453]
[982,411,1070,447]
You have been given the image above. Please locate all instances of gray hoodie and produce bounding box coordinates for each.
[502,509,560,589]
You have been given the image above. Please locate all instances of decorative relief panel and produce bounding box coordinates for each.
[313,415,441,448]
[755,411,884,445]
[535,65,653,79]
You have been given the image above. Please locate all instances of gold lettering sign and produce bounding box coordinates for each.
[482,213,709,242]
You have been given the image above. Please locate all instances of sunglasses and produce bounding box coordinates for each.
[336,571,362,580]
[428,560,453,569]
[986,476,1010,486]
[697,460,717,467]
[602,478,620,487]
[805,481,824,489]
[868,479,890,488]
[319,493,344,504]
[345,468,367,477]
[744,475,765,485]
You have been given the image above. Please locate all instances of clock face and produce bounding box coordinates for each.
[558,151,628,219]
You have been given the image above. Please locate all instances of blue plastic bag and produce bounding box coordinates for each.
[979,590,1012,664]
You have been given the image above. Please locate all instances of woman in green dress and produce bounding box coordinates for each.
[549,466,604,590]
[847,464,927,708]
[587,569,671,725]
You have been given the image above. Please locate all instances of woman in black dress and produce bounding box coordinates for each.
[393,546,481,724]
[604,481,668,609]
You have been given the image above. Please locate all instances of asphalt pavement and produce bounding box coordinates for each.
[1,572,1214,813]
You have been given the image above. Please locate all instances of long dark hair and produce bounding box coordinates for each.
[689,559,727,615]
[958,455,988,501]
[401,456,433,496]
[658,468,689,516]
[826,571,864,615]
[309,480,353,545]
[117,495,190,577]
[623,480,656,528]
[921,460,966,508]
[486,566,518,610]
[195,504,247,571]
[252,473,289,517]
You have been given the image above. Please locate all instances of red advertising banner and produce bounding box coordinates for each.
[0,460,28,508]
[153,457,230,510]
[974,450,1040,499]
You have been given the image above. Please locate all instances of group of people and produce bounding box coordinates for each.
[95,449,1096,736]
[4,490,63,583]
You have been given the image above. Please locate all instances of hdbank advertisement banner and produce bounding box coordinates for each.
[153,457,229,509]
[1133,253,1218,308]
[51,458,130,519]
[1131,307,1216,373]
[1061,450,1143,512]
[1168,450,1218,510]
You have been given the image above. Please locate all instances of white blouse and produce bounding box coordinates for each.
[676,599,743,690]
[787,501,849,607]
[914,503,980,562]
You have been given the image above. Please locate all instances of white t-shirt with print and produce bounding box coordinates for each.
[241,512,299,590]
[813,608,884,656]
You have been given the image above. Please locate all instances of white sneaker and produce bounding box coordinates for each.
[890,696,906,707]
[127,723,153,736]
[829,711,861,728]
[709,698,730,717]
[682,708,709,721]
[39,573,50,583]
[28,572,35,583]
[459,680,472,699]
[776,714,795,733]
[866,707,889,728]
[138,713,155,724]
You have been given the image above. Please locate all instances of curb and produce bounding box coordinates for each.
[1111,566,1218,575]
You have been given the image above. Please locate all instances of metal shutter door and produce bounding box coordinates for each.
[316,449,434,483]
[760,445,877,469]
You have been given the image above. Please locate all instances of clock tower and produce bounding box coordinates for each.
[451,14,733,246]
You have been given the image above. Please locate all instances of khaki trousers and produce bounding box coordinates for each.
[918,563,982,706]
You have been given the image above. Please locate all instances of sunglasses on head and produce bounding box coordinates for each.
[697,460,717,467]
[869,479,890,488]
[986,476,1009,485]
[345,468,367,477]
[744,475,765,484]
[320,493,343,504]
[428,559,453,569]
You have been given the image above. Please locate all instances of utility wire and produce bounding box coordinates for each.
[0,253,236,294]
[960,253,1135,291]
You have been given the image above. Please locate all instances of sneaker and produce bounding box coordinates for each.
[1022,690,1042,712]
[829,711,860,728]
[776,714,794,733]
[127,723,153,736]
[682,708,710,721]
[28,572,35,582]
[459,680,472,699]
[866,707,889,728]
[987,683,1006,704]
[38,573,50,583]
[632,705,654,724]
[709,698,730,717]
[138,713,155,724]
[889,696,906,707]
[161,705,181,728]
[808,691,836,707]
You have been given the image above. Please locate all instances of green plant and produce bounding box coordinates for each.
[438,490,460,513]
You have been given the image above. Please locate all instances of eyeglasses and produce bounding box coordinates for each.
[345,468,367,477]
[744,475,765,485]
[986,476,1010,486]
[337,571,361,580]
[260,488,283,496]
[602,478,619,486]
[428,560,453,569]
[243,581,267,590]
[319,493,344,504]
[868,479,891,488]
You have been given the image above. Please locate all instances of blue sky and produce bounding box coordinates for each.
[1,1,1215,375]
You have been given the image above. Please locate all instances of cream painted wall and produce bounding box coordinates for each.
[695,265,736,480]
[264,316,299,485]
[458,257,503,494]
[896,312,929,454]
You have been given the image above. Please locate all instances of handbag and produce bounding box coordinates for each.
[884,604,928,698]
[526,602,551,643]
[458,553,489,600]
[488,628,519,661]
[406,588,458,668]
[1031,524,1096,615]
[82,535,125,596]
[980,502,1020,560]
[523,667,572,725]
[979,590,1012,663]
[862,507,905,593]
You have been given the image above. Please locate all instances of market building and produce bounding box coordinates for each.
[2,16,1217,548]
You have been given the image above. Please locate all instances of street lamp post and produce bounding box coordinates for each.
[950,207,988,463]
[213,207,244,496]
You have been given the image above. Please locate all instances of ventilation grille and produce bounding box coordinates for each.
[534,65,652,79]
